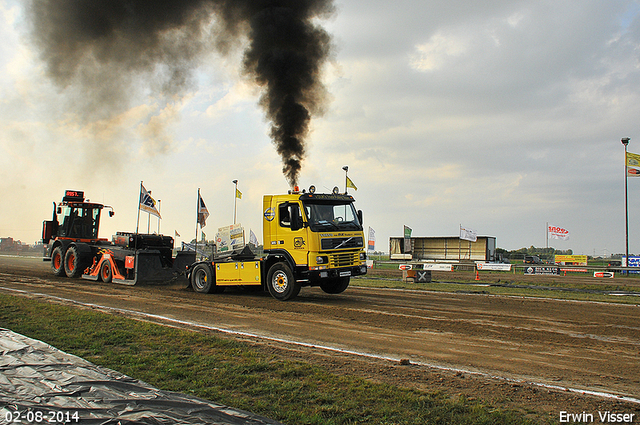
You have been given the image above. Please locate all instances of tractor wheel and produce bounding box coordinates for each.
[64,246,83,278]
[100,260,113,283]
[191,264,214,294]
[51,246,66,277]
[320,277,350,294]
[267,262,300,301]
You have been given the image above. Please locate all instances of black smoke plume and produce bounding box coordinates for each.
[26,0,335,186]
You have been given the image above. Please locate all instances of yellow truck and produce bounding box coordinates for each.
[187,186,368,300]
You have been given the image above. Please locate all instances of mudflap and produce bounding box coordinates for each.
[113,250,196,286]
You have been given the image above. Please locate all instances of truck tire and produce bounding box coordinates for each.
[191,264,214,293]
[320,277,350,294]
[267,262,300,301]
[64,246,83,278]
[100,260,113,283]
[51,246,66,277]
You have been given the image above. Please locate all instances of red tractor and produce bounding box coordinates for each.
[42,190,193,284]
[42,190,113,278]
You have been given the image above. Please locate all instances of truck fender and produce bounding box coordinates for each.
[264,250,296,273]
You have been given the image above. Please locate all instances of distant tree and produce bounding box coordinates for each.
[499,246,572,261]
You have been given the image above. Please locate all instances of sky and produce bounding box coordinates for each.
[2,0,640,257]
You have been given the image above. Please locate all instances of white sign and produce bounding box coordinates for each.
[476,263,512,271]
[216,223,244,252]
[421,263,454,271]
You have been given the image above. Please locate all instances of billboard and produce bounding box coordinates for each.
[524,266,560,275]
[554,255,587,266]
[216,223,245,253]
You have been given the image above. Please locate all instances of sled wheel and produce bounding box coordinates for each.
[100,260,113,283]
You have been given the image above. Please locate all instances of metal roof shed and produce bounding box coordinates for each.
[390,236,496,262]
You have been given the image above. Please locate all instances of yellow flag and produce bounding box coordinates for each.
[236,188,242,199]
[626,152,640,166]
[627,152,640,177]
[346,176,358,190]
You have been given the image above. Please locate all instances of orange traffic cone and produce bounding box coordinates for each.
[475,270,480,281]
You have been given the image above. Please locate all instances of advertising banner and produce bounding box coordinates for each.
[627,152,640,176]
[421,263,454,271]
[476,263,512,271]
[622,256,640,267]
[368,227,376,251]
[548,225,569,240]
[460,226,477,242]
[403,225,412,253]
[622,256,640,274]
[554,255,588,266]
[216,223,244,253]
[524,266,560,275]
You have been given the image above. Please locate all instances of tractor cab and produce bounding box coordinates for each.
[57,202,102,240]
[42,190,112,243]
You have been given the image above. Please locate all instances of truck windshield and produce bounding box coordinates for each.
[59,205,101,239]
[303,201,362,232]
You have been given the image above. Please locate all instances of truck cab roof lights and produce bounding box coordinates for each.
[288,186,301,194]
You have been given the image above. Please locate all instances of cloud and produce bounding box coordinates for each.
[410,32,468,72]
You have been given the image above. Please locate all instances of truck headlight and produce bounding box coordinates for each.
[316,255,328,264]
[360,252,367,261]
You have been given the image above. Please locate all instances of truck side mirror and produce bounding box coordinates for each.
[289,204,302,231]
[357,210,363,225]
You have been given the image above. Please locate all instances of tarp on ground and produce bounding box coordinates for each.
[0,328,282,425]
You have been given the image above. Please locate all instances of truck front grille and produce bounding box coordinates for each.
[321,237,363,250]
[329,251,359,268]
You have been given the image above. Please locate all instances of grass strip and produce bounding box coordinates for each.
[353,277,640,304]
[0,293,539,425]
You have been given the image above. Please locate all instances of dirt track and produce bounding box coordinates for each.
[1,255,639,423]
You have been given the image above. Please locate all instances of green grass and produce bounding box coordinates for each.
[0,293,542,425]
[353,276,640,305]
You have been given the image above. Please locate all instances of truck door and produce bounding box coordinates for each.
[276,201,309,266]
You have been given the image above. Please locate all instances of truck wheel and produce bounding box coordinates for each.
[267,262,300,301]
[64,246,83,278]
[51,246,66,277]
[100,260,113,283]
[191,264,214,293]
[320,277,350,294]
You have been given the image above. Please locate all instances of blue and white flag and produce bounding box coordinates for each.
[140,183,161,219]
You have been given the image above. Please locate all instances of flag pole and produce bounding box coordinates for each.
[342,165,349,193]
[136,181,142,235]
[233,180,238,224]
[195,188,200,260]
[546,222,548,249]
[625,138,629,266]
[157,200,161,234]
